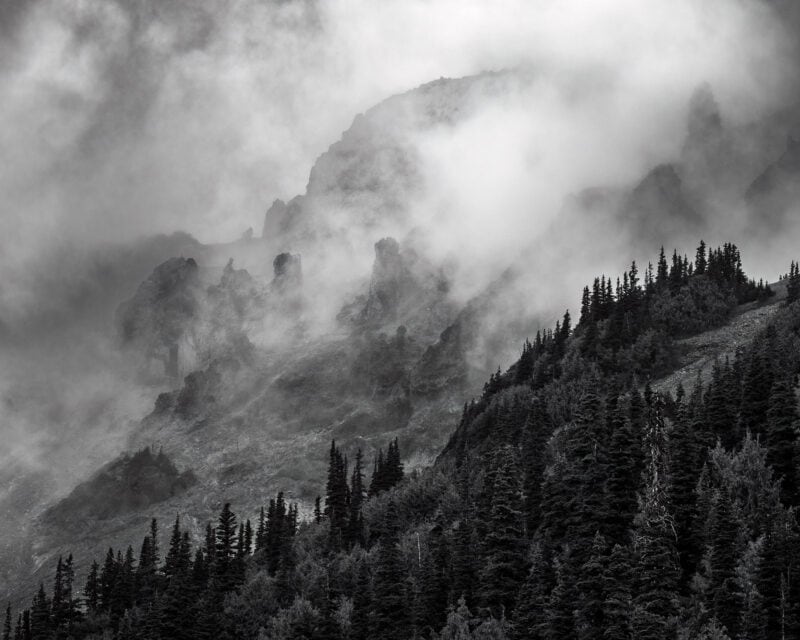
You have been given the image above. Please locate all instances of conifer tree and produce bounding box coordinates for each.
[50,557,65,632]
[84,560,99,614]
[3,604,10,640]
[522,398,553,534]
[369,449,385,499]
[159,530,196,640]
[765,378,799,505]
[605,397,640,543]
[244,518,253,555]
[707,489,741,636]
[562,385,610,557]
[737,538,766,640]
[29,585,50,640]
[439,597,473,640]
[21,610,30,640]
[371,500,409,640]
[695,240,707,275]
[575,533,608,639]
[325,440,350,550]
[479,446,526,618]
[255,506,266,553]
[669,400,701,587]
[739,329,776,436]
[656,247,669,291]
[602,544,633,640]
[164,515,184,580]
[511,542,552,640]
[451,512,477,607]
[349,448,366,548]
[631,398,679,640]
[385,438,405,488]
[787,261,800,304]
[109,547,135,624]
[214,503,238,592]
[99,548,117,613]
[351,561,372,640]
[415,523,450,636]
[545,549,579,640]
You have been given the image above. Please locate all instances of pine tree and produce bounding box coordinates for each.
[522,398,553,534]
[385,438,405,489]
[631,398,679,640]
[451,513,477,608]
[786,261,800,304]
[109,547,135,624]
[704,358,739,449]
[695,240,707,276]
[656,247,669,291]
[575,533,608,639]
[214,502,238,592]
[545,548,579,640]
[369,449,386,498]
[479,446,526,618]
[325,440,350,550]
[371,500,409,640]
[84,560,99,614]
[707,489,741,636]
[511,542,552,640]
[562,384,610,557]
[159,531,196,640]
[737,538,766,640]
[349,449,366,548]
[29,584,50,640]
[50,557,65,632]
[21,610,30,640]
[3,604,11,640]
[255,506,267,553]
[439,597,473,640]
[351,560,372,640]
[765,378,799,505]
[669,399,701,587]
[164,515,184,580]
[739,329,776,436]
[415,523,450,636]
[99,548,117,613]
[605,396,640,544]
[602,544,633,640]
[757,510,800,638]
[244,518,253,555]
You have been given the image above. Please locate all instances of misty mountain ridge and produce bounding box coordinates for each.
[2,66,800,620]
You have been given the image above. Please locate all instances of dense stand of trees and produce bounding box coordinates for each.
[7,241,800,640]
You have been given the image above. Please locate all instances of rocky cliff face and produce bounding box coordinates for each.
[117,257,201,378]
[746,136,800,231]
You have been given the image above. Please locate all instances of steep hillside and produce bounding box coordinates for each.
[5,68,800,617]
[9,240,800,640]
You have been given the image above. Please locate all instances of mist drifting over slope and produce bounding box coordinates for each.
[1,0,798,319]
[1,0,800,608]
[1,0,799,554]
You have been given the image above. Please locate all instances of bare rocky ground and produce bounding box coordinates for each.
[654,280,787,395]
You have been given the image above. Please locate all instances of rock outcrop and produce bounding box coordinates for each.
[621,164,705,241]
[43,448,196,528]
[745,136,800,230]
[116,257,201,378]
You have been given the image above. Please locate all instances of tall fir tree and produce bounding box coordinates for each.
[631,398,679,640]
[765,378,799,505]
[479,446,527,618]
[371,500,409,640]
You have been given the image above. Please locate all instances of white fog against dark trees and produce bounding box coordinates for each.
[2,0,800,638]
